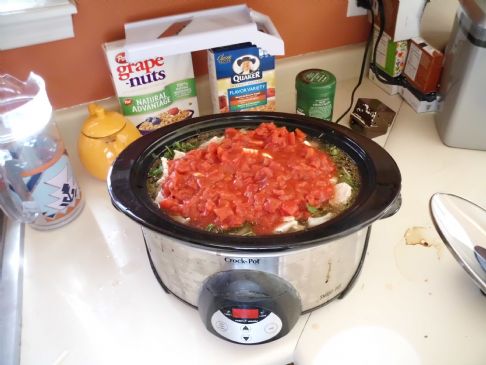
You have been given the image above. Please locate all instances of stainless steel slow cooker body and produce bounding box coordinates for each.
[108,112,401,344]
[141,224,371,312]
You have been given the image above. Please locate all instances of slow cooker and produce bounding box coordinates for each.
[108,112,401,344]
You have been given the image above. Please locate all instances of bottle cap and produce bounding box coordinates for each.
[295,69,336,96]
[0,72,52,143]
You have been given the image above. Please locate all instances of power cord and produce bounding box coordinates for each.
[334,0,376,124]
[335,0,399,124]
[370,0,399,85]
[335,0,431,123]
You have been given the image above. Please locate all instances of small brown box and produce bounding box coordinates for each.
[403,38,444,94]
[349,98,396,138]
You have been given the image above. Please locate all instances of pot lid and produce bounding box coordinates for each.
[82,103,127,138]
[430,193,486,293]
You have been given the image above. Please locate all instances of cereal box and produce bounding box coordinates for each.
[104,40,199,134]
[403,38,443,94]
[208,43,276,113]
[372,26,408,78]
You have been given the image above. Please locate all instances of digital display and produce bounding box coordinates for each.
[231,308,259,319]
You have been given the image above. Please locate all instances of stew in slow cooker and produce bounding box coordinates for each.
[147,123,360,235]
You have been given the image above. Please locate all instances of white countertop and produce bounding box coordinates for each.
[20,45,486,365]
[294,103,486,365]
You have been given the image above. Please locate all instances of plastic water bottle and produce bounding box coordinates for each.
[0,72,84,229]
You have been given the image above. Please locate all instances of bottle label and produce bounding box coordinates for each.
[22,150,82,226]
[296,96,334,121]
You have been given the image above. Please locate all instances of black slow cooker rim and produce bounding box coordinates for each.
[108,112,401,252]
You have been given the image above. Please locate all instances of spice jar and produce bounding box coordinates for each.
[295,69,336,121]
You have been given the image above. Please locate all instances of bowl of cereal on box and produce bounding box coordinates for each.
[137,108,194,135]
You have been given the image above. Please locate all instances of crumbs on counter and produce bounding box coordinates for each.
[405,226,433,246]
[404,226,444,260]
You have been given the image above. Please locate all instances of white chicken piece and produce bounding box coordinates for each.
[330,182,352,207]
[307,213,334,227]
[154,157,170,202]
[157,157,170,185]
[172,215,190,224]
[261,152,273,159]
[274,216,304,233]
[200,135,224,147]
[242,147,259,154]
[154,189,165,204]
[173,150,186,159]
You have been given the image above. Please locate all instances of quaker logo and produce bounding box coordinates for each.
[231,55,261,84]
[217,54,232,64]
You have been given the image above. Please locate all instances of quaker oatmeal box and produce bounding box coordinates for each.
[104,40,199,134]
[208,43,276,113]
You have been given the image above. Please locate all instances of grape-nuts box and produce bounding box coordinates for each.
[104,40,199,134]
[208,43,276,113]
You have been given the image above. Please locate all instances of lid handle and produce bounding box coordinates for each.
[88,103,105,119]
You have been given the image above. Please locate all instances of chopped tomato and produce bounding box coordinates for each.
[213,207,234,222]
[295,128,306,140]
[281,200,299,216]
[264,197,281,213]
[287,131,296,145]
[159,123,337,234]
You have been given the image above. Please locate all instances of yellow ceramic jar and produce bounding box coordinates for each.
[78,103,141,180]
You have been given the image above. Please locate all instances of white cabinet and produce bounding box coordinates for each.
[0,0,77,50]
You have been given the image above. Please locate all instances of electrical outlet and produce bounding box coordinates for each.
[347,0,368,16]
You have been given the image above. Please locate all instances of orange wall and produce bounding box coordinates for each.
[1,1,368,109]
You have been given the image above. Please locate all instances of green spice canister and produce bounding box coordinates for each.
[295,69,336,121]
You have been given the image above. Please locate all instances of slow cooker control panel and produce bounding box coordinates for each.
[198,270,301,344]
[211,307,283,344]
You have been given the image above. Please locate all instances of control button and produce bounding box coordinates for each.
[264,322,279,334]
[242,335,250,342]
[214,321,228,332]
[241,325,250,332]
